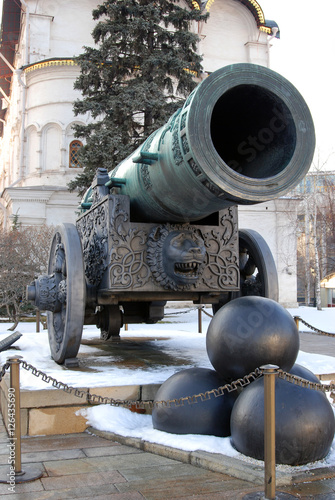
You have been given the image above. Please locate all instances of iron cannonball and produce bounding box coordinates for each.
[230,372,335,465]
[206,296,299,380]
[152,367,237,436]
[289,363,320,383]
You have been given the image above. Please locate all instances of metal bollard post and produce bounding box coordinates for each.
[262,364,278,500]
[36,310,40,333]
[242,364,296,500]
[294,316,300,330]
[0,356,43,484]
[9,356,23,475]
[198,306,202,334]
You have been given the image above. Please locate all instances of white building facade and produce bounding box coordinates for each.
[0,0,300,306]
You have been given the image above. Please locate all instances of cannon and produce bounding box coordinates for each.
[27,63,315,364]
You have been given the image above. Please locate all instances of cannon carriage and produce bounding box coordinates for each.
[27,63,315,364]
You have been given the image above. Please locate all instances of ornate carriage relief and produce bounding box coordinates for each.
[147,224,206,291]
[110,196,129,239]
[91,188,102,207]
[201,229,239,289]
[198,207,239,290]
[91,167,110,207]
[109,228,150,289]
[220,207,238,245]
[76,202,109,286]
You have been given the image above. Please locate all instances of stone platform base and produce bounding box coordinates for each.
[0,373,160,436]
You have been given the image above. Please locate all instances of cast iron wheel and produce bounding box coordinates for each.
[238,228,278,301]
[47,223,86,364]
[97,305,123,340]
[212,229,278,314]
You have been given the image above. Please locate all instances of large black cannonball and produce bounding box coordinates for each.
[289,363,320,383]
[230,368,335,465]
[152,367,237,436]
[206,296,299,380]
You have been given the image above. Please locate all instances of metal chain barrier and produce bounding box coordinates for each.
[277,369,334,393]
[0,359,262,409]
[164,306,213,318]
[21,360,88,399]
[164,307,199,317]
[199,307,213,318]
[294,315,335,337]
[0,361,10,383]
[1,359,335,409]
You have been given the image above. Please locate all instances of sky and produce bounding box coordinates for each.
[260,0,335,166]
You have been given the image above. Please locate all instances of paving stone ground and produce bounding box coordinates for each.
[1,329,335,499]
[1,423,335,499]
[299,331,335,358]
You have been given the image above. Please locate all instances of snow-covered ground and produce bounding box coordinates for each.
[1,305,335,389]
[1,304,335,471]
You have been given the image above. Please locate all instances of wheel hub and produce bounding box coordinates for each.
[27,273,63,312]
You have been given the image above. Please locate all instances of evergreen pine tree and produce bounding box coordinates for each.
[68,0,208,195]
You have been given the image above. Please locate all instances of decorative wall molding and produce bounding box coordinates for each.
[24,59,78,74]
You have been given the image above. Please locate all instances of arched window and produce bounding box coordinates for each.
[69,140,83,168]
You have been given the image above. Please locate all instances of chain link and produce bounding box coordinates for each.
[2,359,335,409]
[19,360,88,399]
[199,307,213,319]
[164,307,213,319]
[0,362,10,383]
[277,369,333,393]
[17,360,263,409]
[151,368,263,408]
[164,307,200,317]
[294,316,335,337]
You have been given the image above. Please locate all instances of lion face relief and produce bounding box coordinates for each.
[147,225,206,290]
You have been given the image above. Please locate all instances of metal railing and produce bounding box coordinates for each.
[0,356,334,498]
[294,316,335,337]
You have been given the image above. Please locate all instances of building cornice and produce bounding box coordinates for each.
[23,58,78,74]
[2,188,53,204]
[192,0,278,36]
[2,185,75,204]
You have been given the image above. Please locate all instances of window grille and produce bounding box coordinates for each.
[69,140,82,168]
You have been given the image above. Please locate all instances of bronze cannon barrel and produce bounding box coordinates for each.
[85,63,315,222]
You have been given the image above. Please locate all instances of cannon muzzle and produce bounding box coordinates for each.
[84,63,315,222]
